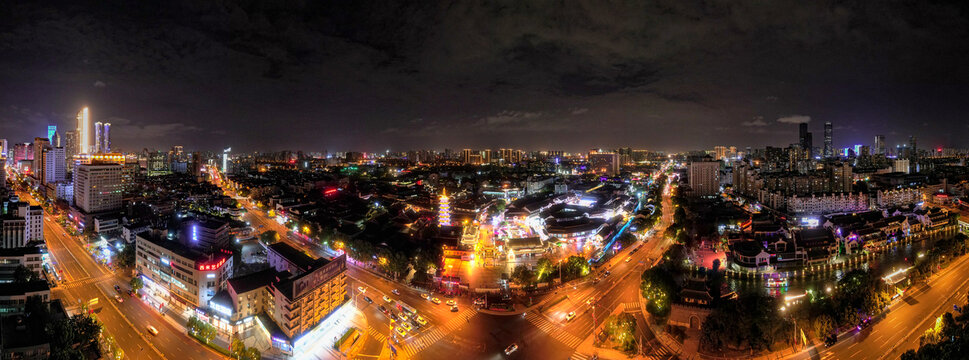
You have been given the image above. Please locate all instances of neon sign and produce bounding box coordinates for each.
[198,257,227,271]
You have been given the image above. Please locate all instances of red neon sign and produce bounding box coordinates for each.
[198,257,227,271]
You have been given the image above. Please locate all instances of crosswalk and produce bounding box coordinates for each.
[570,341,675,360]
[623,302,640,312]
[60,274,112,289]
[525,312,582,348]
[397,308,477,358]
[367,326,387,343]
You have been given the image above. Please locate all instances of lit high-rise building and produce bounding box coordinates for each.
[47,125,56,141]
[64,131,77,172]
[102,122,111,153]
[823,122,833,158]
[94,121,103,153]
[874,135,886,155]
[73,162,123,213]
[588,150,620,176]
[76,107,91,154]
[222,147,231,173]
[31,137,50,181]
[688,158,721,198]
[44,147,66,184]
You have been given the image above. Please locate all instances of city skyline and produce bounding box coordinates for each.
[2,2,969,152]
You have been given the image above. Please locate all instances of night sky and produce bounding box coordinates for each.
[2,0,968,153]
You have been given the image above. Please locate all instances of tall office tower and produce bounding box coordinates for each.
[73,162,123,213]
[908,136,918,158]
[47,125,56,141]
[31,137,50,181]
[222,147,231,173]
[102,122,111,152]
[64,131,77,172]
[77,107,91,154]
[797,123,813,158]
[53,131,61,148]
[94,122,103,153]
[688,159,721,198]
[44,147,66,184]
[874,135,886,155]
[461,149,474,164]
[823,122,833,158]
[0,139,7,159]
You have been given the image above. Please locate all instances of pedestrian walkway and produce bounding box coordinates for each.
[525,312,583,348]
[368,326,388,343]
[397,308,477,359]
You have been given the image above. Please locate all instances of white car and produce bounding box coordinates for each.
[504,343,519,355]
[420,293,430,300]
[445,299,457,306]
[146,325,159,336]
[566,311,576,322]
[357,286,367,294]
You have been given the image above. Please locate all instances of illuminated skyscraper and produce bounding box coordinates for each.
[102,122,111,152]
[823,122,833,158]
[94,121,103,153]
[222,147,231,173]
[874,135,886,155]
[47,125,56,141]
[64,131,77,172]
[438,190,451,227]
[76,107,90,154]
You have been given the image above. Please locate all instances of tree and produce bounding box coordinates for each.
[511,264,534,285]
[130,277,144,292]
[812,314,836,339]
[259,230,278,245]
[13,265,35,284]
[116,243,136,269]
[535,257,555,282]
[641,267,675,318]
[604,313,637,352]
[562,255,589,281]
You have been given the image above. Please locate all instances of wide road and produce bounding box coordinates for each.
[21,191,222,360]
[784,251,969,360]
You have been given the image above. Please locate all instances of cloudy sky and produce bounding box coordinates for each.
[1,0,968,153]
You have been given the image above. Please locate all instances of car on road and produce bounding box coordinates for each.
[824,334,837,347]
[146,325,159,336]
[450,305,459,312]
[420,293,430,300]
[446,299,457,306]
[383,295,392,303]
[114,295,124,303]
[392,289,400,295]
[114,285,121,292]
[395,326,407,337]
[504,343,518,355]
[414,315,428,326]
[586,298,594,306]
[604,270,611,276]
[378,305,389,315]
[357,286,367,293]
[401,322,413,331]
[625,257,632,263]
[565,311,576,322]
[397,313,409,322]
[431,297,441,305]
[363,296,373,304]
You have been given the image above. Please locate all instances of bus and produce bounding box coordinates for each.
[396,301,417,317]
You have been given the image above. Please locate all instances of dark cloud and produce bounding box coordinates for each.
[1,0,968,151]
